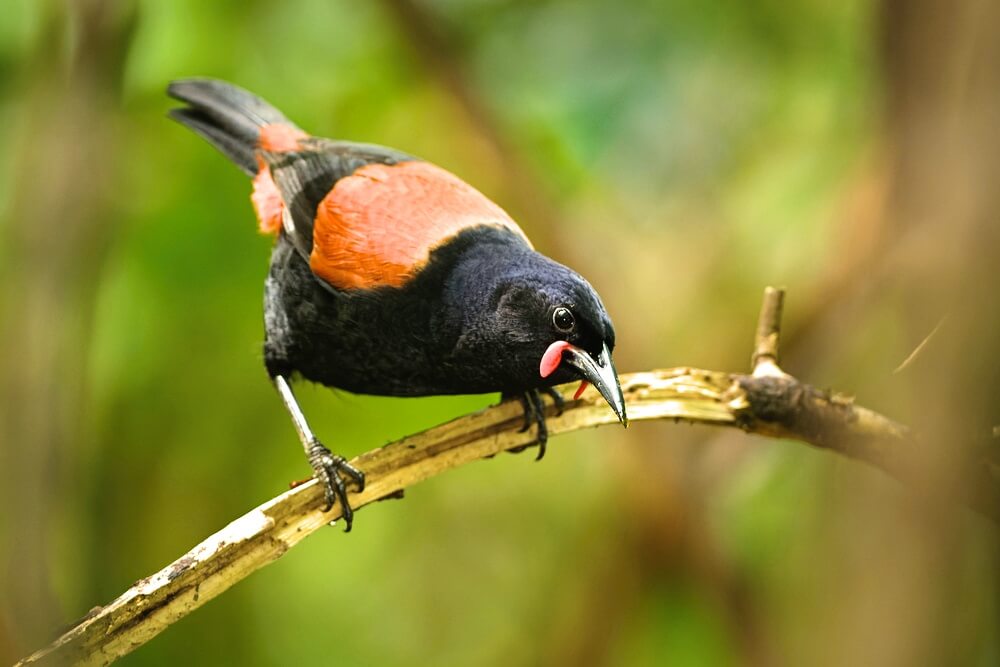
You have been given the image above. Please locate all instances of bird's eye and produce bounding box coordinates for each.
[552,306,575,332]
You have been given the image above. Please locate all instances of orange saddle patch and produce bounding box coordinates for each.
[250,124,308,235]
[251,161,283,235]
[309,161,530,290]
[259,123,307,153]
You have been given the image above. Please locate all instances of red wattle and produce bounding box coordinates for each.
[539,340,573,378]
[573,381,590,400]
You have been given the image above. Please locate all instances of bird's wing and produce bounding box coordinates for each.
[260,140,411,264]
[263,141,531,292]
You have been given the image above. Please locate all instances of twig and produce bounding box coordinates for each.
[16,288,998,666]
[893,315,948,374]
[751,286,788,378]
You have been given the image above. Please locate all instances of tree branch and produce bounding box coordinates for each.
[16,288,998,666]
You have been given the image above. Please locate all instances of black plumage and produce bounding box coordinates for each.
[168,78,626,529]
[264,225,612,395]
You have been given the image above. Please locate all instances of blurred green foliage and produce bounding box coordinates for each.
[1,1,997,666]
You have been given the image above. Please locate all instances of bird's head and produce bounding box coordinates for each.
[483,255,628,427]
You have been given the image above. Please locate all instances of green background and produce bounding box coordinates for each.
[1,1,997,665]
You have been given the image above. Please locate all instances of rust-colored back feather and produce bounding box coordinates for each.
[309,161,531,290]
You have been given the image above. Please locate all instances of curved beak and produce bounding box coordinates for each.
[561,343,628,427]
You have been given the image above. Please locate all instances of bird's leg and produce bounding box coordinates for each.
[542,387,566,416]
[273,375,365,531]
[505,389,553,460]
[515,392,538,433]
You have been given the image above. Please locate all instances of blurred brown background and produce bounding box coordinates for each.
[1,0,997,665]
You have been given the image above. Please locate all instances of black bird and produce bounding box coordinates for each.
[167,79,626,530]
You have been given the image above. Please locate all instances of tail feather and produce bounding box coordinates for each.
[167,78,300,176]
[167,107,259,175]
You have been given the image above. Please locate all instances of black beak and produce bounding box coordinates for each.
[562,342,628,427]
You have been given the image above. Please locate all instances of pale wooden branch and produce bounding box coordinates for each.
[751,286,787,377]
[17,289,999,666]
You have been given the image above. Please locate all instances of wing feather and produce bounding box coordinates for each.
[309,161,531,291]
[263,140,411,263]
[261,142,529,292]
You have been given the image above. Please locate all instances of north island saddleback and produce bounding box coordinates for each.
[167,79,627,530]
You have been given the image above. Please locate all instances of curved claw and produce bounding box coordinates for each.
[527,390,549,460]
[542,387,566,416]
[516,393,534,433]
[506,389,554,460]
[308,441,365,532]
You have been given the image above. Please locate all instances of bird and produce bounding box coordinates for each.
[167,78,627,530]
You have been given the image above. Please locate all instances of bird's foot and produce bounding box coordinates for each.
[509,388,562,460]
[541,386,566,416]
[307,440,365,532]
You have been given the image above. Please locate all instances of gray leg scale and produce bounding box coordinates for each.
[273,375,366,531]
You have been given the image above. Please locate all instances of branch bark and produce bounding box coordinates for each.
[16,289,998,666]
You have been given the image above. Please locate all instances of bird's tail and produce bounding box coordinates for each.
[167,78,303,176]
